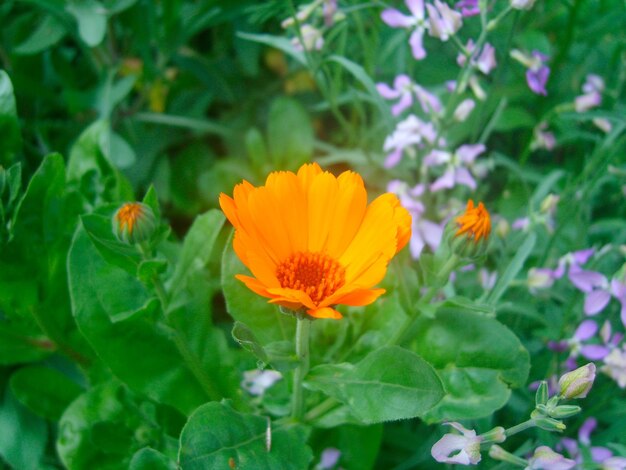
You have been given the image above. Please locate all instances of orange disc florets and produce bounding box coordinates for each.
[276,252,346,305]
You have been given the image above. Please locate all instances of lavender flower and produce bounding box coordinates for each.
[511,49,550,95]
[431,422,483,465]
[425,143,486,191]
[387,180,443,258]
[376,75,442,116]
[453,98,475,121]
[458,40,497,75]
[575,74,604,113]
[527,446,576,470]
[317,448,341,469]
[531,122,556,151]
[383,114,437,167]
[601,344,626,388]
[291,24,324,51]
[426,0,463,41]
[456,0,480,17]
[241,369,282,396]
[381,0,428,60]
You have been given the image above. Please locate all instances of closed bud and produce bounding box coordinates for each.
[480,426,506,444]
[535,380,549,406]
[531,410,566,432]
[558,363,596,399]
[548,405,582,419]
[112,202,156,244]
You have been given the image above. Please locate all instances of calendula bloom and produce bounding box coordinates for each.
[112,202,156,244]
[455,200,491,243]
[220,163,411,320]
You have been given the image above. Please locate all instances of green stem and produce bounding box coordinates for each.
[304,396,338,422]
[292,317,311,421]
[139,244,221,401]
[504,419,536,437]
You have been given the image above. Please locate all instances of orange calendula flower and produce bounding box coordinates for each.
[219,163,412,320]
[455,199,491,243]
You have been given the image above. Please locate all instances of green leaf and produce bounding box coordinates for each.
[68,226,208,414]
[13,14,67,55]
[413,308,530,422]
[0,321,51,365]
[237,32,306,66]
[267,97,314,170]
[81,210,142,274]
[168,209,225,299]
[485,232,536,306]
[178,402,312,470]
[66,0,107,46]
[99,129,137,169]
[56,381,130,469]
[9,366,82,421]
[0,388,47,470]
[306,346,444,424]
[222,231,295,345]
[232,321,269,364]
[493,107,536,132]
[325,55,390,127]
[130,447,176,470]
[245,127,269,173]
[0,70,21,165]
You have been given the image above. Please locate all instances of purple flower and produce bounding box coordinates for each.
[381,0,428,60]
[511,49,550,95]
[383,114,437,167]
[458,40,497,75]
[291,24,324,51]
[531,122,556,151]
[241,369,282,396]
[601,344,626,388]
[575,74,604,113]
[431,422,482,465]
[526,51,550,95]
[559,417,626,469]
[426,0,463,41]
[377,75,442,116]
[425,143,486,192]
[453,98,475,121]
[318,448,341,469]
[387,180,443,258]
[611,278,626,327]
[527,446,576,470]
[456,0,480,17]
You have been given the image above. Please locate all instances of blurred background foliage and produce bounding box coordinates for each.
[1,0,626,468]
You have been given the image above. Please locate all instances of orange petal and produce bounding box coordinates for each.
[307,171,339,253]
[324,288,386,307]
[307,307,342,319]
[266,287,316,310]
[235,275,272,298]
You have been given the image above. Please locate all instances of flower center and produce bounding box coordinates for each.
[276,252,346,304]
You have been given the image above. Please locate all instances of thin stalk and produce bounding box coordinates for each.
[139,244,221,401]
[291,317,311,421]
[504,419,537,437]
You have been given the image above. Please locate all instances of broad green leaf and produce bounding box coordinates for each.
[0,388,47,470]
[68,226,208,414]
[168,209,225,299]
[306,346,444,424]
[13,15,67,55]
[232,321,269,364]
[0,321,51,365]
[130,447,176,470]
[57,381,130,469]
[413,308,530,422]
[0,71,21,165]
[81,210,142,275]
[178,402,312,470]
[66,0,107,46]
[9,366,82,421]
[222,231,295,345]
[329,424,383,470]
[99,129,137,169]
[267,97,314,170]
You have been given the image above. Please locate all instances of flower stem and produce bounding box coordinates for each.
[504,419,537,437]
[292,316,311,421]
